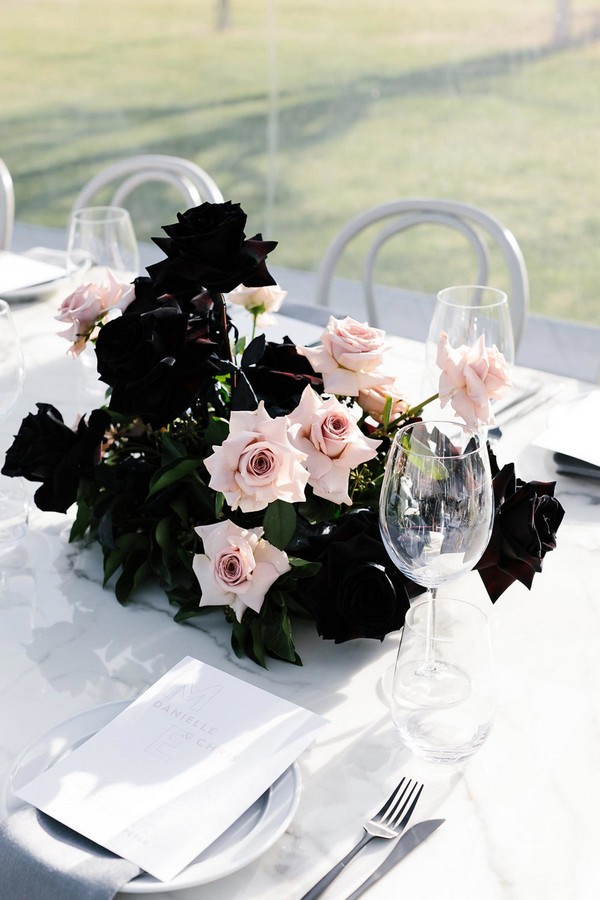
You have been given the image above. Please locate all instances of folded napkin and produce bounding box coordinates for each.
[0,807,141,900]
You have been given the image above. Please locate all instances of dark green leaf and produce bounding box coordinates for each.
[263,500,297,550]
[114,549,152,604]
[147,458,203,498]
[160,434,188,463]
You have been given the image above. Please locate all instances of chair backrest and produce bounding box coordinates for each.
[314,199,529,350]
[0,158,15,250]
[71,154,224,212]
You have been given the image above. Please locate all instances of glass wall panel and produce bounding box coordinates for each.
[2,0,599,324]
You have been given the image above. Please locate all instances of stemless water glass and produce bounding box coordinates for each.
[66,206,140,286]
[391,597,494,763]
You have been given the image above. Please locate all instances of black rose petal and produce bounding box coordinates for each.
[146,202,277,295]
[475,461,565,602]
[295,509,426,643]
[2,404,110,513]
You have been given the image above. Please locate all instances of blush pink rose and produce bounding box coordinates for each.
[436,331,512,427]
[226,283,287,327]
[288,385,381,505]
[357,382,409,424]
[56,270,135,356]
[297,315,394,396]
[193,519,291,622]
[204,400,309,512]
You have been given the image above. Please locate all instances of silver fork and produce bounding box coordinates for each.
[300,777,423,900]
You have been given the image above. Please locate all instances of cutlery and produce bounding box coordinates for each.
[493,379,543,421]
[489,383,558,440]
[300,778,423,900]
[344,818,445,899]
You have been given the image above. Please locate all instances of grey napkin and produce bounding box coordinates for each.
[0,806,142,900]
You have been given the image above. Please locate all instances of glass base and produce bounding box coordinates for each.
[395,717,493,764]
[396,659,472,707]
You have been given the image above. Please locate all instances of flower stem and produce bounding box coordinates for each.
[406,392,439,419]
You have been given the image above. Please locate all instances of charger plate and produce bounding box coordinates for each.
[1,699,301,893]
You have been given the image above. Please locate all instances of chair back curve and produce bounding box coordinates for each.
[71,154,224,213]
[0,157,15,250]
[314,198,529,350]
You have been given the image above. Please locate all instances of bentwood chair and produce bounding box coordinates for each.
[72,154,224,212]
[71,155,225,268]
[0,157,15,250]
[314,199,529,351]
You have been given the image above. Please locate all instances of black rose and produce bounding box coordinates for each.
[95,307,219,425]
[295,509,426,643]
[145,201,277,295]
[2,404,110,513]
[475,455,565,601]
[242,336,324,417]
[124,275,211,316]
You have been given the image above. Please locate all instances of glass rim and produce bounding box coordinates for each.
[437,285,508,310]
[392,419,484,459]
[405,596,489,639]
[71,205,132,222]
[0,298,11,314]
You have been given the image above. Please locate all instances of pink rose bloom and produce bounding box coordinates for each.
[204,401,309,512]
[288,385,380,505]
[357,382,409,424]
[56,270,135,356]
[297,315,394,396]
[226,283,287,327]
[193,520,291,622]
[436,331,512,427]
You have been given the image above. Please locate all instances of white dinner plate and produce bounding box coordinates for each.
[1,699,302,893]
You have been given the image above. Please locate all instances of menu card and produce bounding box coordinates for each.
[17,657,327,882]
[0,250,67,294]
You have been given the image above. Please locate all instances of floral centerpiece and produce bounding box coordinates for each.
[2,202,565,667]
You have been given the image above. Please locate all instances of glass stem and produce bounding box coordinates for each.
[425,587,438,666]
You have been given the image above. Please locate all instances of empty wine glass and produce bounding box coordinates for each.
[66,206,140,286]
[380,420,494,600]
[423,285,515,419]
[0,299,25,419]
[427,285,515,368]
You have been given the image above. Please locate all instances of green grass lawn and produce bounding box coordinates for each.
[1,0,599,325]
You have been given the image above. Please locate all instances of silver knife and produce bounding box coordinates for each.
[344,818,445,899]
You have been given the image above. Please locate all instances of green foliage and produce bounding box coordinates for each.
[262,500,297,550]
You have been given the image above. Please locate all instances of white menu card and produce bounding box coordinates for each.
[17,657,327,882]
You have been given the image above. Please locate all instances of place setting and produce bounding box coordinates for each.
[0,198,572,898]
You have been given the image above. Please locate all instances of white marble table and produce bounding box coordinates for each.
[1,292,599,899]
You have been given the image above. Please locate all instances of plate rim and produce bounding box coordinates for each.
[1,698,301,893]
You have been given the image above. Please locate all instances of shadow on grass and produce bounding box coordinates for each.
[6,25,600,220]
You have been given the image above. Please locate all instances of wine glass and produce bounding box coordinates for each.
[66,206,140,286]
[426,285,515,367]
[380,419,494,598]
[379,419,495,758]
[0,299,25,419]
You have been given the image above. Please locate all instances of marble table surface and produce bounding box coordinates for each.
[1,288,599,900]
